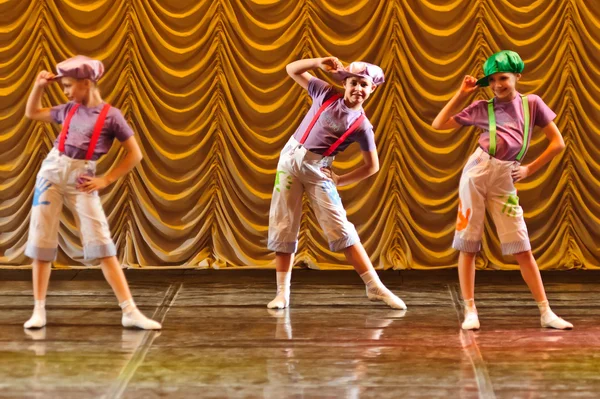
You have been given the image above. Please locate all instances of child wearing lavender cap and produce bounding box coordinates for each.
[24,55,161,330]
[267,57,406,310]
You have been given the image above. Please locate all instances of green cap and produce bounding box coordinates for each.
[476,50,525,87]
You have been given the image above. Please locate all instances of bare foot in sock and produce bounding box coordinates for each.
[541,310,573,330]
[267,271,291,309]
[365,285,407,310]
[122,308,162,330]
[462,310,480,330]
[267,289,289,309]
[24,306,46,329]
[120,299,161,330]
[537,301,573,330]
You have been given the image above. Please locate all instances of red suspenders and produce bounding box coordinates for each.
[299,93,366,156]
[58,103,111,160]
[323,114,366,156]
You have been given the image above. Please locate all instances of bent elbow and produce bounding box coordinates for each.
[370,164,380,176]
[285,63,294,77]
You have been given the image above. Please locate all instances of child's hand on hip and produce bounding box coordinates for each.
[77,175,110,193]
[321,167,339,185]
[511,165,530,182]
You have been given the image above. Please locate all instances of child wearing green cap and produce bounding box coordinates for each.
[432,50,572,331]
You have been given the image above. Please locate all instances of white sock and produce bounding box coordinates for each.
[360,270,407,310]
[267,271,291,309]
[462,311,480,330]
[120,299,136,313]
[463,298,476,312]
[24,300,46,329]
[537,300,573,330]
[461,299,480,330]
[120,299,162,330]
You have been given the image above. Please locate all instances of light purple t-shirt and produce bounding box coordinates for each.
[291,77,376,156]
[454,93,556,161]
[50,102,134,161]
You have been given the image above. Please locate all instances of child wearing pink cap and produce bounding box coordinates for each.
[24,55,161,330]
[432,50,572,330]
[267,57,406,310]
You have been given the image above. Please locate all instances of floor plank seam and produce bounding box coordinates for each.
[448,284,496,399]
[104,282,182,399]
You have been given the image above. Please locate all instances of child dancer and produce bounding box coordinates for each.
[267,57,406,310]
[432,50,572,330]
[24,55,161,330]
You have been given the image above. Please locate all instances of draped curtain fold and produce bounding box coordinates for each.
[1,0,598,269]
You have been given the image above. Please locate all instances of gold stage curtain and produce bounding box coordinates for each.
[0,0,598,269]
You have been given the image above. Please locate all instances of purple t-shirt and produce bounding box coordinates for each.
[50,102,134,161]
[291,77,376,156]
[454,93,556,161]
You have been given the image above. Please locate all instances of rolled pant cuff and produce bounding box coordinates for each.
[83,242,117,260]
[267,239,298,254]
[452,236,482,253]
[24,243,57,262]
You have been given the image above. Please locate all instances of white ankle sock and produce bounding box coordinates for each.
[462,311,480,330]
[537,300,573,330]
[24,300,46,329]
[537,300,551,315]
[360,269,381,286]
[119,299,135,312]
[463,298,477,313]
[360,270,407,310]
[119,299,162,330]
[267,271,291,309]
[461,299,480,330]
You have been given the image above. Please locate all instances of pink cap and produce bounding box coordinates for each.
[333,62,385,86]
[53,55,104,82]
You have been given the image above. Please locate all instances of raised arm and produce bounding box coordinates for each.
[431,75,478,130]
[286,57,344,90]
[25,71,55,123]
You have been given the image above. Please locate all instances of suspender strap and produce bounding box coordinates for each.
[487,99,497,156]
[322,114,366,156]
[299,93,343,144]
[57,103,111,160]
[487,95,530,160]
[58,104,81,153]
[85,104,111,160]
[515,95,530,161]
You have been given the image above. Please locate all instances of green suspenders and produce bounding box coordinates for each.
[487,95,530,161]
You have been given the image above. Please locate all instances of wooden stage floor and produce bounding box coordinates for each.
[0,269,597,398]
